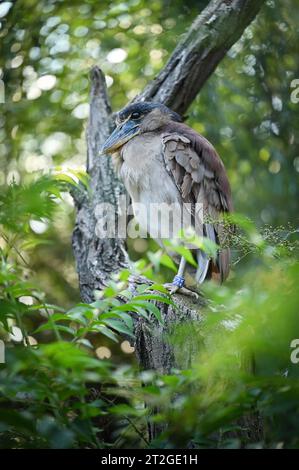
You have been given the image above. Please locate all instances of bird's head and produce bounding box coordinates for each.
[101,101,182,154]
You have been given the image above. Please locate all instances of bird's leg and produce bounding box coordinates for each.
[164,257,200,300]
[171,256,186,293]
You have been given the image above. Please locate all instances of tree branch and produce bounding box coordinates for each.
[137,0,265,115]
[72,68,127,302]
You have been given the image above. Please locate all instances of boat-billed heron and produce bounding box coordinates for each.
[101,102,233,297]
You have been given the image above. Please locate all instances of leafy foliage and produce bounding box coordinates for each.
[0,173,298,448]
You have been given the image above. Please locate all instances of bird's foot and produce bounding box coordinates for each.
[164,276,200,301]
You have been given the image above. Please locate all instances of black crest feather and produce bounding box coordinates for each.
[117,102,182,123]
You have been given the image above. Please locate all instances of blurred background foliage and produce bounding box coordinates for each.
[0,0,299,449]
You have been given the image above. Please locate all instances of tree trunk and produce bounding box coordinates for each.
[72,0,265,443]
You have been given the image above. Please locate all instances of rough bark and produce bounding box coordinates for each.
[72,0,265,443]
[72,67,127,303]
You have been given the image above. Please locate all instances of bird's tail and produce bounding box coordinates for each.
[217,247,230,282]
[195,223,215,284]
[195,248,231,284]
[195,223,231,284]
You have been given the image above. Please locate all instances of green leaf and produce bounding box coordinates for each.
[160,253,177,271]
[146,284,169,294]
[102,318,134,338]
[163,242,197,267]
[131,300,163,323]
[109,404,144,417]
[133,294,174,306]
[54,173,78,186]
[34,323,75,336]
[91,324,119,343]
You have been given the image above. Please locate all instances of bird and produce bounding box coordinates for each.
[101,102,233,298]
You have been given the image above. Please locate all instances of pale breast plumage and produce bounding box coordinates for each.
[116,133,192,243]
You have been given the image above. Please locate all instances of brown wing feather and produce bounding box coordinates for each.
[161,122,233,282]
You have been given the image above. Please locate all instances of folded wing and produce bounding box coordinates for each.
[161,122,233,282]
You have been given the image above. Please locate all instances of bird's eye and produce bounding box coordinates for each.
[131,112,141,120]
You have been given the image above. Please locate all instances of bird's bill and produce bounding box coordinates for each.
[100,120,140,154]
